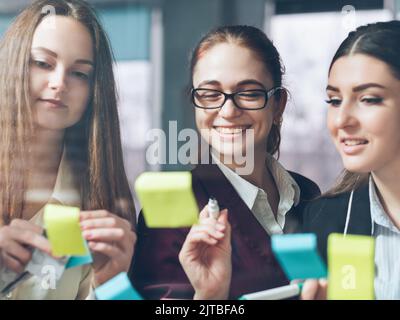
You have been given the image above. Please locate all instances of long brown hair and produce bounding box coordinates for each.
[0,0,135,226]
[189,25,286,157]
[325,21,400,197]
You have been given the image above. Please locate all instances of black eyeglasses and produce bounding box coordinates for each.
[191,87,283,110]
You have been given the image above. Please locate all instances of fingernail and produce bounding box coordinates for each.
[83,231,92,239]
[215,231,225,238]
[216,224,225,231]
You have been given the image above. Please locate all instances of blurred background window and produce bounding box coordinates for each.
[1,0,399,212]
[269,6,393,191]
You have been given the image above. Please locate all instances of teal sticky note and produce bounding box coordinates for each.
[95,272,143,300]
[66,242,93,269]
[327,233,375,300]
[271,233,327,280]
[134,171,199,228]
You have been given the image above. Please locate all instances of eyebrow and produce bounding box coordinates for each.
[197,80,220,87]
[31,47,94,66]
[197,79,266,88]
[236,79,266,89]
[326,83,386,92]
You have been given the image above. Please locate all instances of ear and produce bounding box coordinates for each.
[273,88,287,123]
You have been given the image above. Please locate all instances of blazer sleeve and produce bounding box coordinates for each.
[128,211,194,299]
[302,195,350,263]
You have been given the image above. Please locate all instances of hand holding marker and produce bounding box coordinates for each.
[205,199,304,300]
[206,200,306,300]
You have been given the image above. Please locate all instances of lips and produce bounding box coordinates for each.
[340,137,369,146]
[39,98,67,108]
[213,125,251,134]
[339,137,369,155]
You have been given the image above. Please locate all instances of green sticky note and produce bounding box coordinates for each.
[44,204,86,256]
[134,171,199,228]
[327,233,375,300]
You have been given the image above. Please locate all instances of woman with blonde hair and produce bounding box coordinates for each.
[0,0,136,299]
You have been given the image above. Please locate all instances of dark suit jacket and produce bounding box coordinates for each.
[129,163,320,299]
[303,182,372,263]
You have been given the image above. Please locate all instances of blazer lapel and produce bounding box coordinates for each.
[346,183,372,236]
[192,164,271,256]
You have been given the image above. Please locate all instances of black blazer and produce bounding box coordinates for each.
[303,182,372,263]
[130,163,320,299]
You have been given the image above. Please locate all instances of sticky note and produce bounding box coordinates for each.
[327,233,375,300]
[271,233,327,280]
[134,171,199,228]
[66,242,93,269]
[44,204,86,256]
[95,272,143,300]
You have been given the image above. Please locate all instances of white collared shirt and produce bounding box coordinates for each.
[2,151,93,300]
[212,153,300,235]
[369,177,400,300]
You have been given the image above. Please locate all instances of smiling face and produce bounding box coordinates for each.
[29,15,94,132]
[192,42,282,162]
[327,54,400,176]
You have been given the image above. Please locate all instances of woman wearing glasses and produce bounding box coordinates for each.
[131,25,320,299]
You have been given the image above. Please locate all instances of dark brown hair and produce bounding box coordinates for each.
[326,21,400,196]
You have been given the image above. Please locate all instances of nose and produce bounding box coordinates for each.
[332,101,358,129]
[48,66,67,93]
[218,97,242,119]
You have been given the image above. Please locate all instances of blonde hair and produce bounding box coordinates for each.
[0,0,135,226]
[324,171,369,197]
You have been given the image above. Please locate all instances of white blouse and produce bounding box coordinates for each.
[369,177,400,300]
[212,153,300,235]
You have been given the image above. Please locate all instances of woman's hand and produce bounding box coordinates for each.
[0,219,51,273]
[300,279,328,300]
[80,210,136,286]
[179,206,232,300]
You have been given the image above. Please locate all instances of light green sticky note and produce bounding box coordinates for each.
[44,204,86,256]
[327,233,375,300]
[134,171,199,228]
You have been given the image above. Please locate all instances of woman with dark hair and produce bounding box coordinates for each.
[0,0,136,299]
[301,20,400,300]
[131,25,320,300]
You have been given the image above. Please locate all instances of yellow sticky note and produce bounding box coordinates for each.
[134,171,199,228]
[44,204,86,256]
[327,233,375,300]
